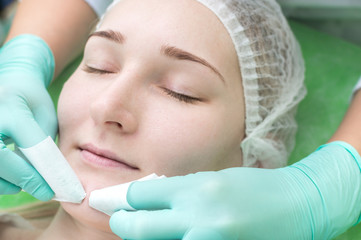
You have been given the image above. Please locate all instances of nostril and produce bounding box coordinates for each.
[108,121,123,129]
[104,121,122,129]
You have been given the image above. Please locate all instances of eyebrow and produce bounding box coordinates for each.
[89,30,125,44]
[88,30,225,83]
[160,45,225,83]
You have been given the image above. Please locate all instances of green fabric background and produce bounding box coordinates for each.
[1,20,361,239]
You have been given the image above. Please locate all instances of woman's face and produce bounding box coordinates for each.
[57,0,245,233]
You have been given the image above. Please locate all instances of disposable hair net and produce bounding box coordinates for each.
[99,0,306,169]
[194,0,306,168]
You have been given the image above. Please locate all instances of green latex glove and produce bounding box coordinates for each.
[110,141,361,239]
[0,35,56,201]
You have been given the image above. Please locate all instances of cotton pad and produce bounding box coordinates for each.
[89,173,166,216]
[19,136,86,203]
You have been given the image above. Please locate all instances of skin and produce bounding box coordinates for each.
[6,0,97,77]
[1,0,360,239]
[330,90,361,153]
[2,1,360,239]
[37,0,245,239]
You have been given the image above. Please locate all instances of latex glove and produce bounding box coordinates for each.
[0,35,56,201]
[110,141,361,240]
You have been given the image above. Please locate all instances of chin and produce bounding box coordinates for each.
[58,147,141,232]
[60,184,113,233]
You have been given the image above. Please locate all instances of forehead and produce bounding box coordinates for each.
[103,0,217,27]
[101,0,222,40]
[98,0,238,79]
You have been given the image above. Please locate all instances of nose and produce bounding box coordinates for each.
[90,78,138,134]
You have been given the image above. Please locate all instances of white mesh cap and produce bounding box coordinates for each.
[195,0,306,168]
[99,0,306,169]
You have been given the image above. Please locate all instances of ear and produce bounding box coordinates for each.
[248,160,262,168]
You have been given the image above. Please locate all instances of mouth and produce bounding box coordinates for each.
[79,144,139,170]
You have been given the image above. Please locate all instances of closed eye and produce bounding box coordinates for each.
[161,87,202,104]
[82,65,114,75]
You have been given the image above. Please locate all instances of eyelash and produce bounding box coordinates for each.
[162,87,201,104]
[83,65,200,104]
[82,65,113,74]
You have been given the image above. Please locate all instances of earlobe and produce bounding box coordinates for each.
[253,161,262,168]
[243,160,261,168]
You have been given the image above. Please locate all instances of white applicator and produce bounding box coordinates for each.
[89,173,166,216]
[19,136,86,203]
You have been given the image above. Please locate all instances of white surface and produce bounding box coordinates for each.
[19,137,86,203]
[89,173,166,216]
[83,0,113,17]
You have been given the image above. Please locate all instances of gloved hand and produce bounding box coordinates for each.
[0,35,56,201]
[110,141,361,240]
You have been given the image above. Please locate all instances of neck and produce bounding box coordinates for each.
[37,207,121,240]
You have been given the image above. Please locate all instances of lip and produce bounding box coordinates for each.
[79,143,139,170]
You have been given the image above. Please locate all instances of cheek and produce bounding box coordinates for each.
[57,73,91,134]
[142,104,243,176]
[57,76,112,231]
